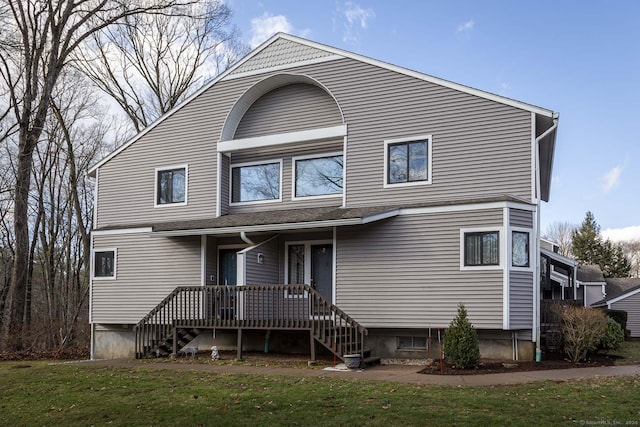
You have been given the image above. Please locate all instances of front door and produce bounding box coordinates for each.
[219,249,237,286]
[311,244,333,302]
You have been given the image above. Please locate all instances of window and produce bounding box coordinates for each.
[397,336,428,350]
[231,161,281,203]
[512,231,530,267]
[94,250,116,279]
[156,166,187,206]
[293,154,343,198]
[384,135,432,187]
[464,231,499,266]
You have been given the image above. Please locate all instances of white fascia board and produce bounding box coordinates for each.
[400,200,534,216]
[276,33,557,118]
[218,125,347,153]
[91,227,153,236]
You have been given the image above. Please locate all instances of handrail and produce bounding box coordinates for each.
[134,285,367,359]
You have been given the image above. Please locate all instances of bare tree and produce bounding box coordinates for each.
[543,221,576,257]
[619,240,640,278]
[76,0,249,132]
[0,0,190,352]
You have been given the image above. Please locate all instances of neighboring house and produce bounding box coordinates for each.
[577,265,607,307]
[592,278,640,338]
[88,33,559,362]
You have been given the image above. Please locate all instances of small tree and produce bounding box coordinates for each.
[556,305,607,362]
[599,316,624,351]
[444,304,480,369]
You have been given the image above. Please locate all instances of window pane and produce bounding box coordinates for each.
[512,231,530,267]
[232,163,280,202]
[95,251,114,277]
[408,141,427,181]
[288,245,305,284]
[388,144,407,183]
[171,169,185,203]
[295,156,343,197]
[465,234,482,266]
[483,232,499,265]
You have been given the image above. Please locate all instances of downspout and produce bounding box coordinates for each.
[240,232,255,246]
[534,113,559,361]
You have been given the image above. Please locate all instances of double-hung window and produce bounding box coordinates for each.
[384,135,432,187]
[156,166,187,206]
[231,161,281,204]
[293,154,343,198]
[93,249,116,279]
[464,231,500,267]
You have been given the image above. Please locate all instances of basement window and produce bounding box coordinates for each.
[397,336,428,350]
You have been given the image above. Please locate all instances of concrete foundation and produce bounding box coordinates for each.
[93,324,136,359]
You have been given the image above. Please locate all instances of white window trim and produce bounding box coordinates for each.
[92,248,117,280]
[291,151,344,201]
[154,164,188,208]
[284,239,333,299]
[510,227,534,272]
[383,134,432,188]
[229,159,283,206]
[459,227,505,271]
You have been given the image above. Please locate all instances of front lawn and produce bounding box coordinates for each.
[0,362,638,426]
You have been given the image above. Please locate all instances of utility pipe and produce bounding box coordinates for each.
[240,231,255,246]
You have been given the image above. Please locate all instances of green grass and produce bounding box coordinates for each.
[0,362,639,426]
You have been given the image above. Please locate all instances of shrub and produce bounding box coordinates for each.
[602,309,628,333]
[599,316,625,351]
[444,304,480,369]
[556,305,607,362]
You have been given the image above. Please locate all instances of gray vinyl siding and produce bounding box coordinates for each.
[245,236,280,285]
[234,84,342,139]
[509,270,533,329]
[336,209,504,329]
[610,293,640,338]
[219,154,230,216]
[95,75,265,228]
[230,38,334,76]
[91,233,201,324]
[228,139,344,213]
[510,209,534,228]
[584,285,605,307]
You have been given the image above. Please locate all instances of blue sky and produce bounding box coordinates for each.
[227,0,640,240]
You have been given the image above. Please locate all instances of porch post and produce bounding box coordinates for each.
[309,330,316,362]
[236,329,243,360]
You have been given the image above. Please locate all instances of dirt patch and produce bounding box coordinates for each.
[0,348,90,362]
[419,353,622,375]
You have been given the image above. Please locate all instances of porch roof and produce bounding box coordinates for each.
[150,206,400,237]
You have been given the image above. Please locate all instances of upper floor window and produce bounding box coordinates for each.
[293,154,343,199]
[512,231,530,268]
[464,231,499,266]
[231,160,281,204]
[93,249,116,279]
[384,135,432,187]
[156,165,187,206]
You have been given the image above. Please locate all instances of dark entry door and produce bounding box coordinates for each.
[311,244,333,302]
[219,249,237,286]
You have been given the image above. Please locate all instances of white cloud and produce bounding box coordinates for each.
[336,1,375,45]
[602,225,640,242]
[601,165,622,193]
[250,13,293,48]
[457,19,474,33]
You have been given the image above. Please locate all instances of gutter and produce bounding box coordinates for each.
[534,113,559,357]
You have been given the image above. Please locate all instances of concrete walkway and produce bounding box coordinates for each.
[81,359,640,387]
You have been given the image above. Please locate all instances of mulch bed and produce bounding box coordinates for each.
[418,352,622,375]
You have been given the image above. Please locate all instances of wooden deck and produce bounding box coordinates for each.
[135,284,367,362]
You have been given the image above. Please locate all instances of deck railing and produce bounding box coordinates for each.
[134,284,367,359]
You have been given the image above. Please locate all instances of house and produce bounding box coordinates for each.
[88,33,559,362]
[592,278,640,338]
